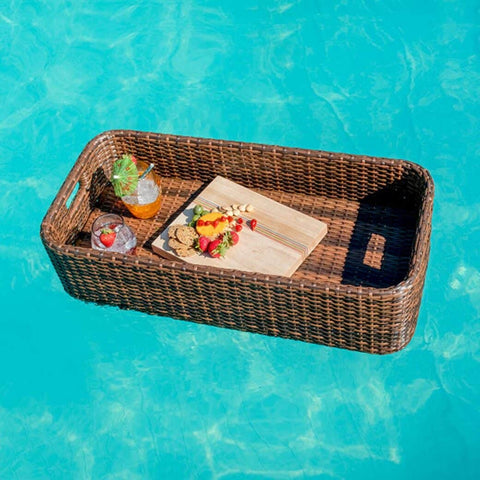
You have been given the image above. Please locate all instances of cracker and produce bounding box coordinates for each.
[168,238,185,250]
[175,226,198,246]
[168,225,181,238]
[175,246,197,257]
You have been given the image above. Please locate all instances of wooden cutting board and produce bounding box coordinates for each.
[152,176,327,277]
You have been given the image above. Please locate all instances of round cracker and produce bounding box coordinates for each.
[168,225,181,238]
[175,246,197,257]
[168,238,185,250]
[175,226,198,246]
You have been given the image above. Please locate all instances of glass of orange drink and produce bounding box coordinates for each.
[113,158,162,219]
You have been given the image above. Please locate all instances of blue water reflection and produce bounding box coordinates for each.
[0,1,479,478]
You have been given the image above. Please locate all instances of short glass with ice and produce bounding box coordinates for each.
[121,160,162,219]
[91,213,137,254]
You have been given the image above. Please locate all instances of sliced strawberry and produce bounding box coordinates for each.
[99,228,116,248]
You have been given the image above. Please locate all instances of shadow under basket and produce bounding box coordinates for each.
[41,130,434,354]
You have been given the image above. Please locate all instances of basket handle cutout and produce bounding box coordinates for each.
[66,181,80,209]
[363,233,385,270]
[65,174,89,212]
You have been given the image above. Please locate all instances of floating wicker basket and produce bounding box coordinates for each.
[41,130,434,354]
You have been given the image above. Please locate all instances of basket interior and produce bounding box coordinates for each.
[41,131,430,289]
[72,174,420,288]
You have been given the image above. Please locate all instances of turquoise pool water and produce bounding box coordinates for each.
[1,1,479,478]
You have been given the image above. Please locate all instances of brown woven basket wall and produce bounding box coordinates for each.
[41,130,434,354]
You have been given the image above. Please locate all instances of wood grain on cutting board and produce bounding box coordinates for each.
[152,176,327,277]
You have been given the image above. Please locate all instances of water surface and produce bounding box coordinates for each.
[1,1,479,478]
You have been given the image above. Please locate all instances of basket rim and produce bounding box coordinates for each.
[41,129,434,297]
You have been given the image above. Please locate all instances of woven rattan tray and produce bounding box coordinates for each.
[41,130,434,354]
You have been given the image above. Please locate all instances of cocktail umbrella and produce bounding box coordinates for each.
[111,155,138,197]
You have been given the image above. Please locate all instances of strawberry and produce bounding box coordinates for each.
[220,231,239,247]
[235,224,243,232]
[236,217,243,224]
[208,238,229,258]
[230,231,239,245]
[250,219,257,231]
[99,228,116,248]
[196,236,210,253]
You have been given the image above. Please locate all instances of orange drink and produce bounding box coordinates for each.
[121,161,162,219]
